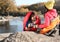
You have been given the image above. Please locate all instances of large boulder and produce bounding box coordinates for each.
[0,31,60,42]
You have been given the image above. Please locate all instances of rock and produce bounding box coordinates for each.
[0,33,12,41]
[0,31,60,42]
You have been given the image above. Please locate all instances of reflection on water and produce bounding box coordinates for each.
[0,17,24,33]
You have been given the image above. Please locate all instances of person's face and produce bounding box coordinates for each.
[31,15,36,21]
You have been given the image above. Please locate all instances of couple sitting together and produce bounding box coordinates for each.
[23,0,59,36]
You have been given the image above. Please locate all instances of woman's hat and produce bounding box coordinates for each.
[44,0,55,10]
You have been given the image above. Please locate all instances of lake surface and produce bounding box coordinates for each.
[0,16,45,33]
[0,17,24,33]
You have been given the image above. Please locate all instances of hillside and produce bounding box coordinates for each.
[20,0,60,14]
[0,0,60,16]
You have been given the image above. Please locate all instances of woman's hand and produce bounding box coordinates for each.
[28,23,33,28]
[28,23,38,28]
[28,24,31,28]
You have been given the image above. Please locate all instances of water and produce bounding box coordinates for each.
[0,17,24,33]
[0,16,44,33]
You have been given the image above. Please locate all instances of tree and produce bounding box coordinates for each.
[0,0,18,15]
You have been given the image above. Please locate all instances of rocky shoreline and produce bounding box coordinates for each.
[0,30,60,42]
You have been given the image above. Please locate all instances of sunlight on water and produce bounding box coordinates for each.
[0,17,24,33]
[9,17,24,32]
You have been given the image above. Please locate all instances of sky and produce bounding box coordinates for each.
[15,0,48,6]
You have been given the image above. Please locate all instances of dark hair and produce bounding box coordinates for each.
[29,12,35,21]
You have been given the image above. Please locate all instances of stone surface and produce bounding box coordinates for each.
[0,33,12,41]
[0,30,60,42]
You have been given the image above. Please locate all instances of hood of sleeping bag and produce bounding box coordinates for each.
[23,11,33,29]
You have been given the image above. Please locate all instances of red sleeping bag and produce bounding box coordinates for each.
[23,11,40,31]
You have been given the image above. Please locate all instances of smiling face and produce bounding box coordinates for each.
[31,15,36,21]
[31,14,36,21]
[29,12,36,22]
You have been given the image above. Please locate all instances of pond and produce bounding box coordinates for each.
[0,16,46,33]
[0,17,24,33]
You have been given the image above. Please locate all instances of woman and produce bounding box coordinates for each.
[23,11,40,31]
[38,0,59,35]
